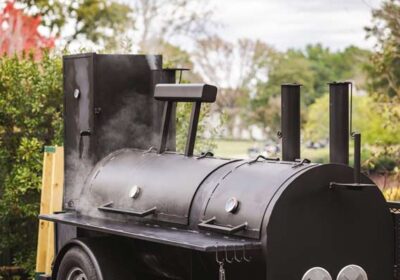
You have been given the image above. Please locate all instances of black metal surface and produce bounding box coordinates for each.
[388,201,400,280]
[281,83,301,161]
[55,223,77,255]
[58,54,397,280]
[264,164,394,280]
[353,132,361,183]
[329,182,375,190]
[394,213,400,280]
[158,101,174,154]
[198,217,248,234]
[85,149,230,225]
[329,82,351,165]
[40,213,262,252]
[98,202,157,217]
[185,102,201,157]
[201,160,314,239]
[154,84,217,102]
[63,54,176,208]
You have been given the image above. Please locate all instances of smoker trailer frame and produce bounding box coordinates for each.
[37,53,399,280]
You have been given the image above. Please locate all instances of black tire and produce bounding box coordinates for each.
[57,246,100,280]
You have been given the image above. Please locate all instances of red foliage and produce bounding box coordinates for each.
[0,1,55,58]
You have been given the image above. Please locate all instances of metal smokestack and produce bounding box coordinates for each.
[281,83,301,161]
[329,82,351,165]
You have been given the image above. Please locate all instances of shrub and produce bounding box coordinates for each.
[0,52,63,272]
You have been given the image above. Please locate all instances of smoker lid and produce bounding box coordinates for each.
[85,149,234,225]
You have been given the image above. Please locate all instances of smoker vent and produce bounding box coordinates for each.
[388,201,400,280]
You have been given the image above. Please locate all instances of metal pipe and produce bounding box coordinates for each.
[329,82,351,165]
[353,133,361,184]
[281,83,301,161]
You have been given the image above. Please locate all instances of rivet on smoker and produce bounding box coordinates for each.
[73,88,80,99]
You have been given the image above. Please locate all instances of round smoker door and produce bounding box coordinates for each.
[265,164,394,280]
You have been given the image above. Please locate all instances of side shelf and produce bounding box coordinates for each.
[40,212,262,253]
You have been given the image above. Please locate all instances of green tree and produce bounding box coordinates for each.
[251,50,315,137]
[192,36,274,138]
[0,53,63,272]
[304,44,370,100]
[364,0,400,182]
[251,45,370,139]
[365,0,400,112]
[304,93,400,145]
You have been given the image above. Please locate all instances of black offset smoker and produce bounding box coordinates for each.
[39,54,395,280]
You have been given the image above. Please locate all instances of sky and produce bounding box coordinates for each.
[213,0,383,51]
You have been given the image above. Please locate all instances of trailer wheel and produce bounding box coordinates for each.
[57,246,100,280]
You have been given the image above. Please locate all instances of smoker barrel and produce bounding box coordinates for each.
[329,82,351,165]
[281,83,301,161]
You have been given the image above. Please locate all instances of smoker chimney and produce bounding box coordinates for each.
[329,82,351,165]
[281,83,301,161]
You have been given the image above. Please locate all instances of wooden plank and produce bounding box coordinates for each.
[36,146,64,276]
[35,148,54,274]
[45,147,64,275]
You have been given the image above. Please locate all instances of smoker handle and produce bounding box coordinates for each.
[329,182,375,190]
[198,217,248,234]
[98,202,157,217]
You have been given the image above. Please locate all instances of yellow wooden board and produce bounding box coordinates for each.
[36,146,64,276]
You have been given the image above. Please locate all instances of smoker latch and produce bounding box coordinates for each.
[198,217,248,234]
[98,202,157,217]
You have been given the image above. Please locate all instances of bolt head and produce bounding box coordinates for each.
[225,197,239,213]
[73,89,80,99]
[129,185,141,199]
